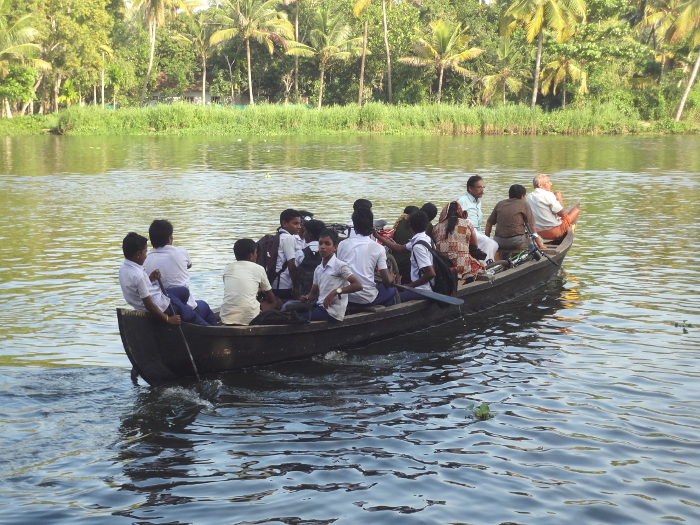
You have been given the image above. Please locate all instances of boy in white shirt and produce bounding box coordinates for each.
[272,209,302,300]
[299,229,363,322]
[221,239,278,325]
[375,211,435,302]
[144,219,217,326]
[119,232,210,325]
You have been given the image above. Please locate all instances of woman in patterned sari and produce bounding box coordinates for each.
[432,201,483,280]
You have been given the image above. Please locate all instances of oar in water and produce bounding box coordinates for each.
[157,278,201,382]
[392,282,464,306]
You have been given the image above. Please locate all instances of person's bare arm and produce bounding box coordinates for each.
[374,231,408,253]
[407,266,435,288]
[143,296,181,325]
[484,221,494,237]
[323,274,363,309]
[378,268,393,287]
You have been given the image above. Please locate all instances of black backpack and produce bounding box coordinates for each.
[413,239,458,298]
[256,231,287,287]
[293,246,322,299]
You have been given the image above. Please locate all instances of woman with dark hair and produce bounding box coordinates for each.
[432,201,483,279]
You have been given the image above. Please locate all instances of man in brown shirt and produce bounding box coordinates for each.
[485,184,547,252]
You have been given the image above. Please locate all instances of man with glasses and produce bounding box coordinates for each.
[457,175,500,263]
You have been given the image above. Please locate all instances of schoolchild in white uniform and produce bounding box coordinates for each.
[374,211,435,302]
[272,208,302,300]
[299,229,363,322]
[337,207,396,307]
[144,219,217,325]
[221,238,278,325]
[118,232,210,326]
[343,198,372,239]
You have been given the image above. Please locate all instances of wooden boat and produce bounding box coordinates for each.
[118,228,574,386]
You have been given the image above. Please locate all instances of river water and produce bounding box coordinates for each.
[1,134,699,524]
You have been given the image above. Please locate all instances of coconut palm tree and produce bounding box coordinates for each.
[666,0,700,120]
[353,0,393,103]
[0,0,50,118]
[399,20,483,104]
[173,11,217,105]
[132,0,195,105]
[210,0,294,106]
[287,6,363,108]
[481,37,530,105]
[500,0,586,107]
[636,0,682,83]
[539,54,587,107]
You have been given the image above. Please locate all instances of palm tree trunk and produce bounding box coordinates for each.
[502,82,506,105]
[358,20,368,106]
[101,52,105,109]
[201,53,207,106]
[318,65,325,109]
[381,0,392,104]
[531,28,543,108]
[437,66,444,103]
[562,82,566,108]
[675,48,700,121]
[294,1,299,103]
[3,98,12,119]
[246,38,255,106]
[140,21,157,105]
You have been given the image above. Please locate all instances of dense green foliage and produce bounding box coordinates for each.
[1,0,700,128]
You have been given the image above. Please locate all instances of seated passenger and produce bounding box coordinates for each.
[420,202,438,239]
[119,232,211,326]
[344,198,373,239]
[432,201,484,280]
[485,184,547,253]
[221,238,278,325]
[144,219,217,326]
[337,207,396,308]
[390,205,419,284]
[526,173,580,241]
[293,219,325,299]
[299,229,362,322]
[375,211,435,303]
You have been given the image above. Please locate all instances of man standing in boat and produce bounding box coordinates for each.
[456,175,500,263]
[526,174,580,241]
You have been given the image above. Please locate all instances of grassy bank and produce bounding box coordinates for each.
[1,102,699,136]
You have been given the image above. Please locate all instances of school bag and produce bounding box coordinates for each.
[293,246,322,299]
[256,230,287,287]
[412,239,458,298]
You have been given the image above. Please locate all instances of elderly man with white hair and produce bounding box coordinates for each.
[526,174,580,241]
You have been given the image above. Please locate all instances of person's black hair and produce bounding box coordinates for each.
[304,219,325,241]
[233,238,256,261]
[403,205,419,215]
[420,202,438,221]
[298,209,314,221]
[352,206,374,236]
[467,175,483,189]
[122,232,147,259]
[443,201,460,238]
[408,210,429,233]
[280,208,301,225]
[353,198,372,211]
[148,219,173,248]
[319,228,340,246]
[509,184,527,199]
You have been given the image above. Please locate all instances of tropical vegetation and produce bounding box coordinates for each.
[0,0,699,128]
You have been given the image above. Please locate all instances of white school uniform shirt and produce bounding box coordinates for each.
[119,259,170,313]
[220,260,272,325]
[144,245,197,308]
[337,235,387,304]
[406,232,434,291]
[274,229,297,290]
[526,187,563,230]
[313,254,354,321]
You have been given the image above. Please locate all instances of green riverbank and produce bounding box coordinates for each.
[1,103,699,136]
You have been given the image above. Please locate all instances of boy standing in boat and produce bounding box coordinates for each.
[221,239,278,325]
[272,209,302,300]
[119,232,210,325]
[299,229,362,321]
[144,219,217,326]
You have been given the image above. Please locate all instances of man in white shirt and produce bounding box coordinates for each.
[144,220,217,325]
[526,174,580,241]
[456,175,500,263]
[221,239,277,325]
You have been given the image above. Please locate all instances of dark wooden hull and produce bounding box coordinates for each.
[118,229,574,386]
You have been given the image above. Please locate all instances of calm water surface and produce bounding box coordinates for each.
[1,134,699,524]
